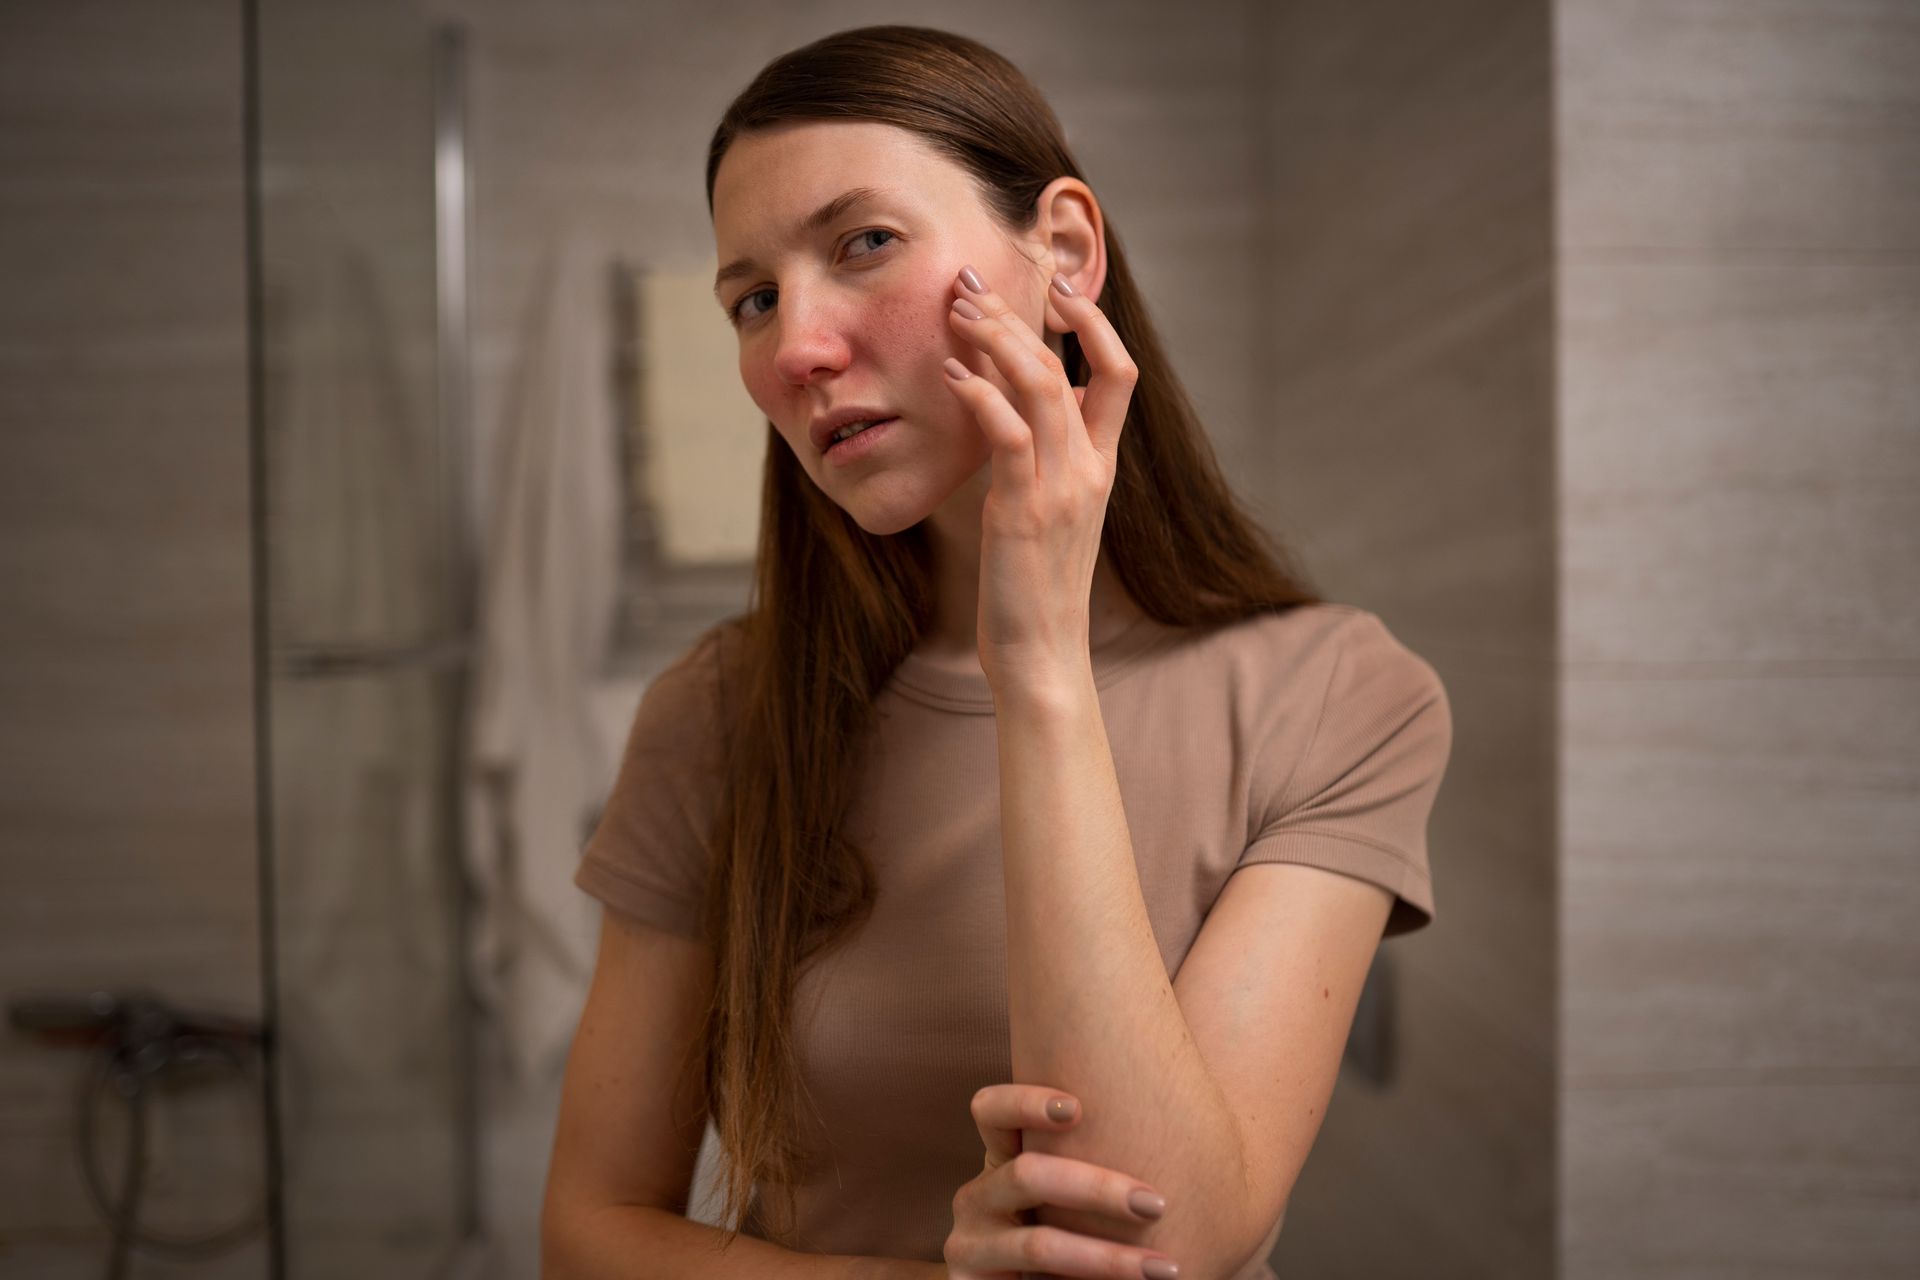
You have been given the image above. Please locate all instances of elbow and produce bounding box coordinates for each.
[540,1192,587,1279]
[1209,1174,1295,1279]
[1177,1201,1287,1280]
[1161,1220,1265,1280]
[541,1187,612,1279]
[543,1196,685,1278]
[539,1212,574,1279]
[1233,1195,1292,1279]
[1177,1133,1287,1279]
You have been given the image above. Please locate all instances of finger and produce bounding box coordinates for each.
[956,262,1058,368]
[981,1150,1169,1229]
[970,1222,1180,1280]
[944,356,1038,497]
[949,289,1064,402]
[971,1084,1082,1169]
[1044,272,1138,464]
[950,267,1074,478]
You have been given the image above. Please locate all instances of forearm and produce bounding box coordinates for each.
[544,1203,946,1280]
[994,667,1253,1275]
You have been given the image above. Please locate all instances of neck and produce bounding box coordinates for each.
[917,460,1141,663]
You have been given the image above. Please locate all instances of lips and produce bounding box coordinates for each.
[809,408,899,453]
[820,415,898,465]
[824,417,894,450]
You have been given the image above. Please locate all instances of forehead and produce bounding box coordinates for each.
[711,120,978,241]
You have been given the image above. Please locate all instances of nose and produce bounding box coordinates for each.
[771,289,853,388]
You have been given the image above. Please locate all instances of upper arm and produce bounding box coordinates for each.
[544,904,715,1229]
[1171,861,1393,1238]
[1174,610,1448,1245]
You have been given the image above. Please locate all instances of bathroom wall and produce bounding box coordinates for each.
[1555,1,1920,1274]
[7,3,1907,1278]
[0,3,265,1277]
[1256,2,1558,1277]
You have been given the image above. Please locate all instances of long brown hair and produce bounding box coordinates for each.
[689,24,1321,1249]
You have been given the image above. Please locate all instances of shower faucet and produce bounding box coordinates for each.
[6,988,268,1275]
[8,988,263,1061]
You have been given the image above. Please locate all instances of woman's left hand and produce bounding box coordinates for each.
[942,264,1138,693]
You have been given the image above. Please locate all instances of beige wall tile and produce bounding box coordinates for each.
[1565,1079,1920,1277]
[1563,674,1920,1077]
[1561,259,1920,665]
[1558,0,1920,1273]
[1268,271,1557,661]
[1258,1,1557,1275]
[0,0,257,1260]
[1558,0,1920,255]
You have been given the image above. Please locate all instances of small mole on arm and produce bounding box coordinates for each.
[1322,988,1329,998]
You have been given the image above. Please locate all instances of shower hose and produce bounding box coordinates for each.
[7,990,268,1279]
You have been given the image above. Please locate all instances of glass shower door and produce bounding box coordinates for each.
[249,2,478,1274]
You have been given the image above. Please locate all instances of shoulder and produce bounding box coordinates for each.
[1307,604,1445,700]
[623,617,748,755]
[1196,602,1448,731]
[1198,601,1436,678]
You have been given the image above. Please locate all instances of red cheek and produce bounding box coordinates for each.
[741,367,780,413]
[862,287,932,348]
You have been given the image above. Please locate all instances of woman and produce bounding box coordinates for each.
[543,24,1452,1280]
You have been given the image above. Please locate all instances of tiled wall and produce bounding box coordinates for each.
[1255,3,1558,1277]
[1556,1,1920,1275]
[7,2,1910,1278]
[0,2,265,1276]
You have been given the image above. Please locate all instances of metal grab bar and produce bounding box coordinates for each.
[273,633,473,678]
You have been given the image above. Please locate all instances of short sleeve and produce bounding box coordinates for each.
[1238,611,1452,938]
[572,626,733,941]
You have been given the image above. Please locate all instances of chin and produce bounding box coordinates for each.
[821,462,979,538]
[836,485,939,537]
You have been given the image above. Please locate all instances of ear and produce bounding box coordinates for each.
[1031,177,1107,336]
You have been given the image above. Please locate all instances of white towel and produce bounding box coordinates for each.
[464,224,624,1086]
[632,265,766,564]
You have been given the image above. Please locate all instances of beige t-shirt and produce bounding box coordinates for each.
[574,601,1452,1277]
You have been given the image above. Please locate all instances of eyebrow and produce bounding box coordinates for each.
[712,185,893,296]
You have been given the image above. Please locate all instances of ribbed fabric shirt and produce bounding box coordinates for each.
[574,601,1453,1278]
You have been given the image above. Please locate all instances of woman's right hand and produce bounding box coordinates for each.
[942,1084,1181,1280]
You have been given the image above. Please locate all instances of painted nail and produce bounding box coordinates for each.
[943,357,972,380]
[1051,271,1077,297]
[959,263,986,293]
[1142,1260,1179,1280]
[1129,1189,1166,1220]
[951,297,985,321]
[1046,1096,1077,1123]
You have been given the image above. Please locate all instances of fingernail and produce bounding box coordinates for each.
[1142,1260,1179,1280]
[959,263,986,293]
[1051,271,1077,297]
[951,297,985,321]
[943,357,971,380]
[1045,1096,1077,1123]
[1128,1189,1166,1220]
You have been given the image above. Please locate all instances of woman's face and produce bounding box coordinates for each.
[710,121,1055,535]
